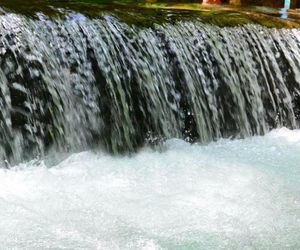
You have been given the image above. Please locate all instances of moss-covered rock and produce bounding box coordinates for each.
[1,0,300,28]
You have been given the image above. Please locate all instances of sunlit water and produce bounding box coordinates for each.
[0,128,299,249]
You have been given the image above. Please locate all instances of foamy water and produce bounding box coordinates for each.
[0,128,300,249]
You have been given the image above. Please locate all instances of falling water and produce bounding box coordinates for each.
[1,11,300,164]
[1,3,300,249]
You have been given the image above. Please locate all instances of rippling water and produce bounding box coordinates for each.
[0,128,299,249]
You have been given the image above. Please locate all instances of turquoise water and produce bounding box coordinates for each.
[0,128,299,249]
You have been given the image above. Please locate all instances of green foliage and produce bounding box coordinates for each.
[1,0,300,28]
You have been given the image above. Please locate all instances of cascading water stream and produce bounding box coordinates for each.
[0,4,300,249]
[1,12,300,164]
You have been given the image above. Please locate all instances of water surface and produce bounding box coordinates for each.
[0,128,299,249]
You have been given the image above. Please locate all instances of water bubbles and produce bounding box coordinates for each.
[0,129,299,249]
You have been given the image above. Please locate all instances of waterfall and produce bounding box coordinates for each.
[0,11,300,164]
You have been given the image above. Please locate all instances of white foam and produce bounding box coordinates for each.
[0,128,300,249]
